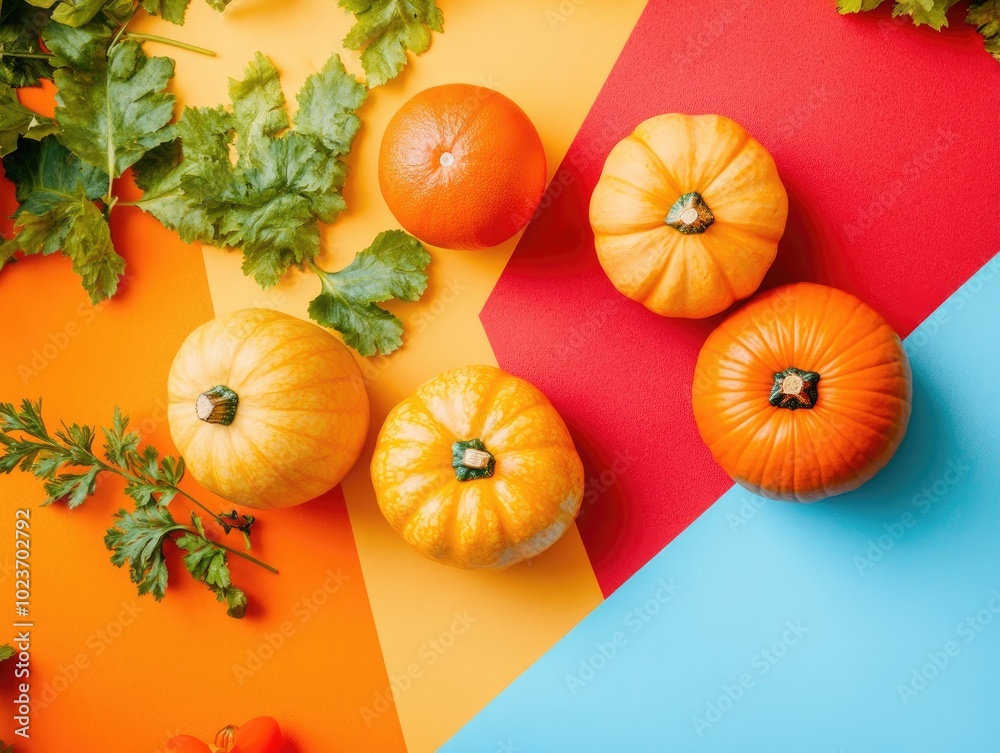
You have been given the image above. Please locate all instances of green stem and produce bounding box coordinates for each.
[1,52,53,60]
[195,534,279,574]
[126,33,216,57]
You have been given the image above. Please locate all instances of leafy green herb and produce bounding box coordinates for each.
[140,0,232,25]
[309,230,430,356]
[0,82,56,156]
[968,0,1000,61]
[134,52,366,287]
[0,2,436,356]
[0,136,121,303]
[838,0,1000,58]
[0,644,14,661]
[0,399,274,617]
[0,0,55,87]
[339,0,443,87]
[46,22,176,187]
[133,53,430,353]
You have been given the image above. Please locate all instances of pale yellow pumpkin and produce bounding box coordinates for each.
[589,113,788,318]
[167,309,370,509]
[371,365,584,569]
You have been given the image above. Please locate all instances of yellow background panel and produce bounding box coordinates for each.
[134,2,646,751]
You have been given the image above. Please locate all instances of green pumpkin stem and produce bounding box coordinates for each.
[665,191,714,234]
[452,438,495,482]
[196,385,239,426]
[769,367,820,410]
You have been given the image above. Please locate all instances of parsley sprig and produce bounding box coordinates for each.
[338,0,444,88]
[838,0,1000,61]
[0,399,277,618]
[0,11,434,355]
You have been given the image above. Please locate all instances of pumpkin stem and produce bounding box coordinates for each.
[196,385,240,426]
[214,724,238,752]
[452,439,495,482]
[769,367,820,410]
[665,192,714,234]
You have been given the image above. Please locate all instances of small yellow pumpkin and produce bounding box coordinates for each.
[371,365,584,569]
[168,309,369,509]
[589,113,788,318]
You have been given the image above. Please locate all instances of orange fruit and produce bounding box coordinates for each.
[378,84,547,250]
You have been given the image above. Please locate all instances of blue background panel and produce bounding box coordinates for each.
[443,255,1000,753]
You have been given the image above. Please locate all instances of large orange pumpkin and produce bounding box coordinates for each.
[371,365,583,568]
[590,113,788,318]
[378,84,547,250]
[168,309,369,509]
[692,283,912,502]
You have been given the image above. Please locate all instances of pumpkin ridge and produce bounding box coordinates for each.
[479,396,552,448]
[235,424,321,499]
[794,284,835,363]
[700,121,752,195]
[691,235,738,302]
[600,174,674,217]
[743,416,785,493]
[816,403,904,448]
[721,407,777,470]
[807,408,871,468]
[643,232,691,307]
[248,339,355,380]
[227,329,322,385]
[381,469,452,511]
[220,424,269,504]
[801,407,857,476]
[470,372,512,439]
[239,411,347,447]
[624,230,684,302]
[820,351,908,384]
[808,299,868,372]
[626,131,686,198]
[820,385,910,404]
[817,327,904,376]
[700,126,754,196]
[234,376,357,403]
[735,320,788,373]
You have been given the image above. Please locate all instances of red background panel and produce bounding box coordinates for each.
[481,0,1000,595]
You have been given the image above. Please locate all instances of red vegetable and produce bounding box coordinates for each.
[166,717,282,753]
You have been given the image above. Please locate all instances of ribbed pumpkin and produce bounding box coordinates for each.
[692,283,912,502]
[371,365,583,568]
[590,113,788,318]
[168,309,369,510]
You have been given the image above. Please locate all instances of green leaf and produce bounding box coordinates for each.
[0,84,57,158]
[176,523,246,618]
[6,193,122,303]
[105,506,183,601]
[134,53,367,289]
[891,0,961,29]
[294,53,367,153]
[339,0,443,87]
[43,465,99,507]
[47,0,116,27]
[101,405,140,468]
[3,135,106,213]
[968,1,1000,61]
[308,230,430,356]
[0,644,14,661]
[837,0,887,12]
[49,35,176,177]
[1,136,121,303]
[0,0,55,87]
[139,0,189,24]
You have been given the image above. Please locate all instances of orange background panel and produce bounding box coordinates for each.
[0,2,646,752]
[0,127,404,752]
